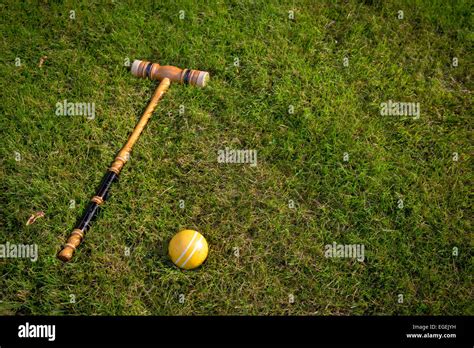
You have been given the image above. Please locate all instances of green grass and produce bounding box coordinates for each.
[0,0,472,315]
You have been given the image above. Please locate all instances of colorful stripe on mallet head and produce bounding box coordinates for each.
[131,59,209,87]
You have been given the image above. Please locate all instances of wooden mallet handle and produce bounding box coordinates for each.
[58,78,171,262]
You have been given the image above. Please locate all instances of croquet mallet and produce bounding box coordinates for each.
[58,60,209,262]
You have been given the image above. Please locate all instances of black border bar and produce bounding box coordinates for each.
[0,316,472,346]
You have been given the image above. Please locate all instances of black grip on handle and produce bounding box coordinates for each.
[59,170,119,261]
[76,170,118,232]
[76,201,100,232]
[96,170,119,199]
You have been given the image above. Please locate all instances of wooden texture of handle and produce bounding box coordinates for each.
[58,78,171,262]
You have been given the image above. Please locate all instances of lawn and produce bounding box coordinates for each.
[0,0,472,315]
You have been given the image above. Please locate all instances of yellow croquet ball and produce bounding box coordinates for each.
[169,229,208,270]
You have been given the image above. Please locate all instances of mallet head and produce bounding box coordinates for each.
[131,59,209,87]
